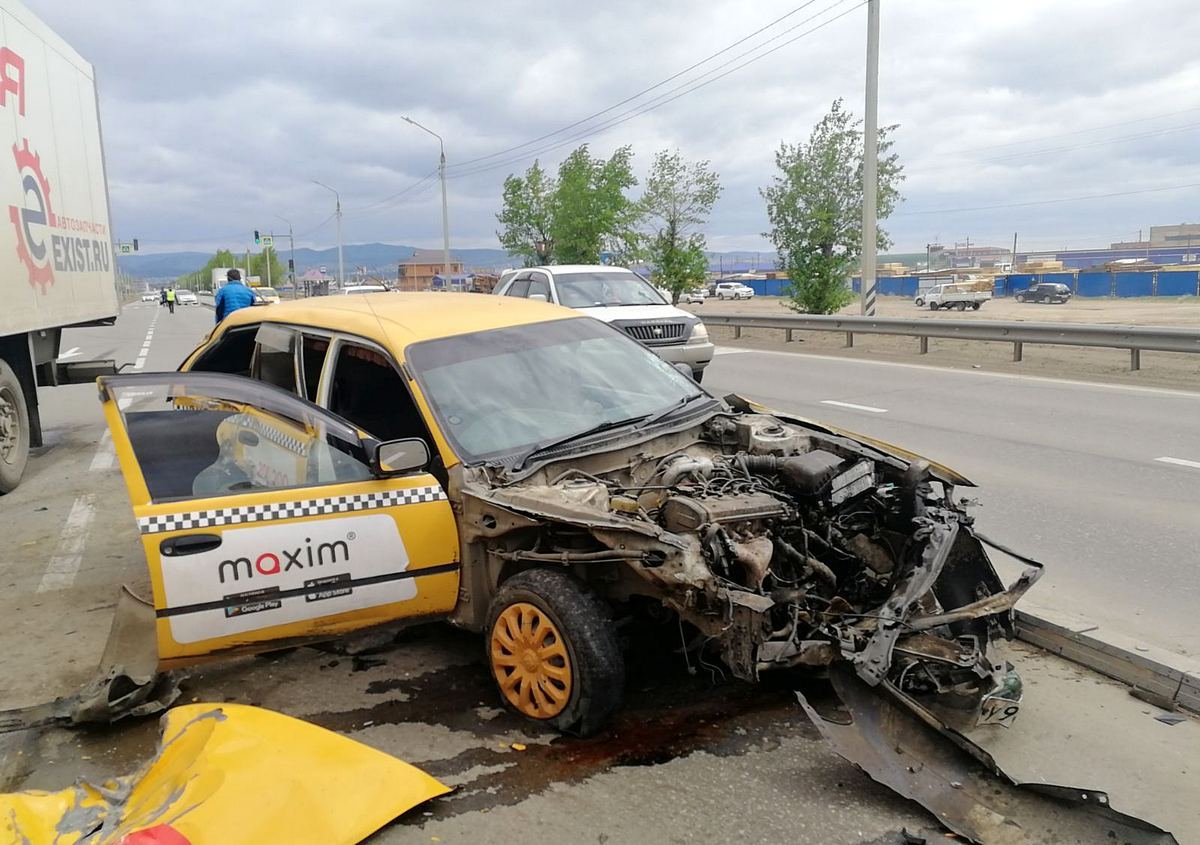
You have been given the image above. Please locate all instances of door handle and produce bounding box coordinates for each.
[160,534,222,557]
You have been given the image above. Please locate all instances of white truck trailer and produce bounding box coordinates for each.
[0,0,119,492]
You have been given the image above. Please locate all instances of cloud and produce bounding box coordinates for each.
[24,0,1200,257]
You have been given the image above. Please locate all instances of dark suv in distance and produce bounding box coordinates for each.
[1015,283,1072,304]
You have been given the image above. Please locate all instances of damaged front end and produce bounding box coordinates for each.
[468,395,1040,729]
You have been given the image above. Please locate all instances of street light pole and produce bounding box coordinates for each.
[276,215,296,298]
[402,116,452,281]
[860,0,880,316]
[312,180,344,289]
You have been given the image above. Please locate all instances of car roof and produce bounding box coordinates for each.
[530,265,633,276]
[216,292,577,361]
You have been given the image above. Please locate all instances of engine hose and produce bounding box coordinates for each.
[773,537,837,590]
[738,454,778,475]
[661,456,714,487]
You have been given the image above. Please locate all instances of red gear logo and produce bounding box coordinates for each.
[8,138,56,292]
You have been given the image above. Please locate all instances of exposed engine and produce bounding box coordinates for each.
[472,407,1042,724]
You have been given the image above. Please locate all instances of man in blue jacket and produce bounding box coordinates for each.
[214,269,256,323]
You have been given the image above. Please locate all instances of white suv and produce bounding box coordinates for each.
[495,265,715,382]
[712,281,755,300]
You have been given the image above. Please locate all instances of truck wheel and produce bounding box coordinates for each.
[914,298,924,307]
[0,359,29,494]
[928,302,939,311]
[971,302,981,310]
[486,568,623,736]
[691,368,704,384]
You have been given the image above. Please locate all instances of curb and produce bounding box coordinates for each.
[1017,609,1200,713]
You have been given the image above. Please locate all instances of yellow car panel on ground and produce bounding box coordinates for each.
[0,703,449,844]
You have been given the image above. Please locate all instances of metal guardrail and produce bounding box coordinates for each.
[701,312,1200,371]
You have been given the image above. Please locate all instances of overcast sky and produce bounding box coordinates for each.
[25,0,1200,256]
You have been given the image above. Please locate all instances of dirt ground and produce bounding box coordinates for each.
[686,296,1200,391]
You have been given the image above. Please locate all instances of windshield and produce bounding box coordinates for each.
[555,271,667,308]
[406,317,706,464]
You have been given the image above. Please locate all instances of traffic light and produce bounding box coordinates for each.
[288,258,295,272]
[132,238,138,251]
[254,230,260,245]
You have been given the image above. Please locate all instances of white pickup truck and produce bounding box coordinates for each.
[915,283,992,311]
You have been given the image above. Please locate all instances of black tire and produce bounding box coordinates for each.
[971,302,981,310]
[914,298,924,307]
[1042,295,1051,304]
[928,302,939,311]
[1015,294,1025,303]
[691,368,704,384]
[0,359,29,494]
[486,568,623,736]
[956,302,968,311]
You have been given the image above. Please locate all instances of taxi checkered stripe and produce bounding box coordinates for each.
[137,486,446,534]
[242,415,308,454]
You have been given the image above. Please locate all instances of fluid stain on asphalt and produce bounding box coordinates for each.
[306,638,819,823]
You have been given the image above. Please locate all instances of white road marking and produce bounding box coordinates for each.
[132,312,159,371]
[89,431,114,471]
[820,399,888,414]
[116,390,153,410]
[711,347,1200,399]
[57,346,81,361]
[37,495,98,592]
[1155,456,1200,470]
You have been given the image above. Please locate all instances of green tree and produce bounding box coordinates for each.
[550,145,641,265]
[641,150,721,304]
[173,249,246,291]
[496,161,556,266]
[761,98,904,314]
[249,247,285,288]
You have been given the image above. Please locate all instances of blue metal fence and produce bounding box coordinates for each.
[799,270,1198,299]
[1157,271,1200,296]
[1076,272,1111,297]
[745,278,789,296]
[1115,272,1154,298]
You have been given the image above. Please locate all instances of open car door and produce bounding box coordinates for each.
[98,372,460,668]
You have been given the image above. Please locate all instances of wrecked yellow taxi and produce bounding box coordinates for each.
[91,293,1040,736]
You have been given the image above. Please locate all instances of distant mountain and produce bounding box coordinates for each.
[119,242,851,280]
[116,251,215,279]
[117,242,515,279]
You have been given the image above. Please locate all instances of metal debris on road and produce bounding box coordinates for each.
[795,664,1179,845]
[1154,712,1187,726]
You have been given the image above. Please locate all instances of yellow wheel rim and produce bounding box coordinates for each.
[490,602,572,719]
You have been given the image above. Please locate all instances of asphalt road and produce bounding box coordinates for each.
[706,347,1200,659]
[0,302,1196,843]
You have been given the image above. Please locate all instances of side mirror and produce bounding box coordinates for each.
[528,293,548,302]
[371,438,430,476]
[672,362,696,382]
